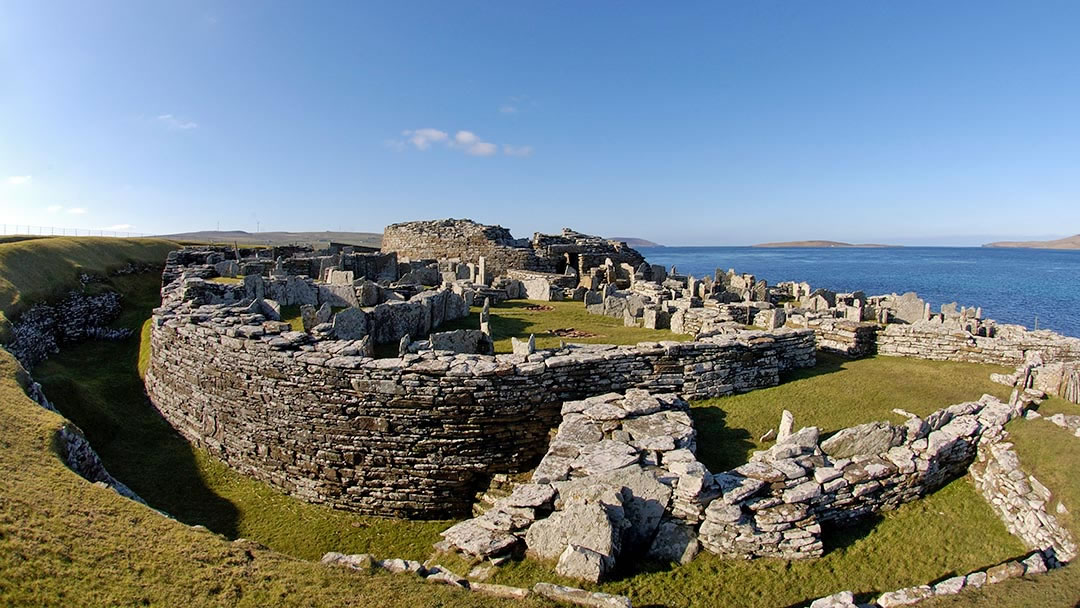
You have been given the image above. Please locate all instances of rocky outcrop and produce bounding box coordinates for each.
[57,425,146,504]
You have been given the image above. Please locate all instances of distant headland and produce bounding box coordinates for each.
[983,234,1080,250]
[752,240,896,248]
[608,236,663,248]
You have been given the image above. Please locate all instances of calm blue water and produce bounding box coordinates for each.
[638,247,1080,338]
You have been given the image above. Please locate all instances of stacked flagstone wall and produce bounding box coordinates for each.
[145,292,815,517]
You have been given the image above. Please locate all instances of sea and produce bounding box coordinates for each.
[637,247,1080,338]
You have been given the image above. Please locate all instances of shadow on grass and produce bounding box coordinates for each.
[32,272,242,537]
[689,405,756,473]
[781,351,849,383]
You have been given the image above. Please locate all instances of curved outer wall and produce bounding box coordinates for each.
[145,309,814,517]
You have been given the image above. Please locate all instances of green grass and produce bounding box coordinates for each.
[208,276,244,285]
[473,354,1028,606]
[486,479,1024,607]
[31,277,1044,607]
[0,236,177,341]
[34,277,451,563]
[4,236,1074,606]
[439,299,692,353]
[280,304,305,332]
[920,404,1080,608]
[0,239,530,606]
[0,350,532,607]
[691,353,1014,472]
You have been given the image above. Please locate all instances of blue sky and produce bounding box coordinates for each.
[1,1,1078,246]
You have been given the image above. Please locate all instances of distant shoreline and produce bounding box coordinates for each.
[751,240,897,249]
[983,234,1080,250]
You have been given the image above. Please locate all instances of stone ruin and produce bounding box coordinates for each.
[436,387,1062,583]
[137,217,1080,601]
[146,228,818,518]
[382,218,645,282]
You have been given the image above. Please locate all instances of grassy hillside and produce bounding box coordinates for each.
[0,350,530,607]
[0,237,178,341]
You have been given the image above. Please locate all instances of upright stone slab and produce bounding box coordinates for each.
[300,304,318,332]
[244,274,265,300]
[478,256,488,287]
[480,297,491,337]
[332,307,368,340]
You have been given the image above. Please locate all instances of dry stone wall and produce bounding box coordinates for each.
[146,292,815,517]
[438,390,1028,580]
[970,440,1077,563]
[698,395,1015,560]
[382,219,546,278]
[876,322,1080,367]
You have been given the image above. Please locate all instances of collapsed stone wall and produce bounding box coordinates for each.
[698,395,1014,560]
[439,390,1027,581]
[145,293,815,517]
[970,441,1076,563]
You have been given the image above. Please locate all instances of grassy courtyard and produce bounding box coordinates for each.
[440,299,692,352]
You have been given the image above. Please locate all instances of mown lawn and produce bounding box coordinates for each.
[439,299,692,353]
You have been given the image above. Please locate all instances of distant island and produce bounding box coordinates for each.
[983,234,1080,250]
[752,240,895,248]
[160,230,382,248]
[609,237,663,248]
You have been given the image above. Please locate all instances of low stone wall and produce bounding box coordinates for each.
[970,441,1076,563]
[876,322,1080,367]
[698,395,1017,560]
[146,297,816,517]
[799,318,879,358]
[439,391,1025,579]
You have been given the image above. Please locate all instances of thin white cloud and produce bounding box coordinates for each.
[402,128,448,150]
[464,141,497,157]
[6,175,31,185]
[67,207,88,215]
[455,130,479,145]
[503,145,533,157]
[105,223,135,231]
[157,114,199,130]
[499,105,518,114]
[451,130,497,156]
[393,128,524,159]
[47,204,63,213]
